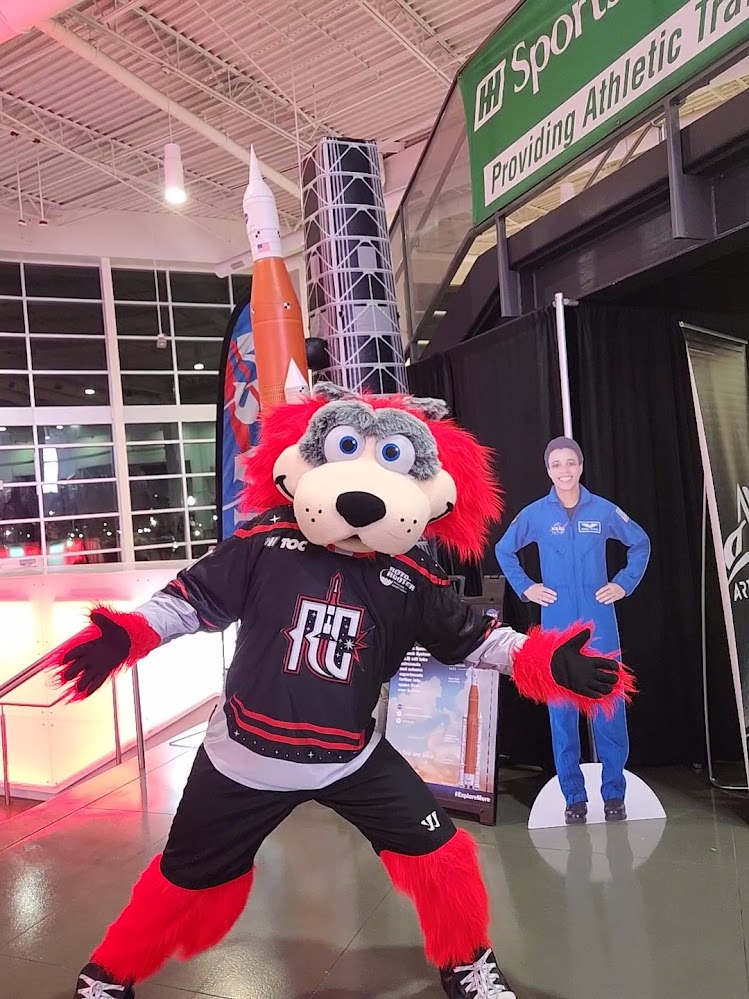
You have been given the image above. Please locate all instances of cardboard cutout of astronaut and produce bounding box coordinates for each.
[496,437,663,828]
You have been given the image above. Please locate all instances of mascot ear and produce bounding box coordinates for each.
[311,381,354,403]
[405,396,450,421]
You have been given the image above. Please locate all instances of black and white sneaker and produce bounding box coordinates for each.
[74,962,134,998]
[440,947,516,999]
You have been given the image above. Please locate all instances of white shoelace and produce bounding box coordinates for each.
[453,950,516,999]
[77,973,127,998]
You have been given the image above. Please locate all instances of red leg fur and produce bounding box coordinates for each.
[381,829,490,968]
[92,855,253,983]
[512,623,636,719]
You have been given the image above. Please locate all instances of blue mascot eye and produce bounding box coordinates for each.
[323,425,364,463]
[375,435,415,475]
[340,436,359,455]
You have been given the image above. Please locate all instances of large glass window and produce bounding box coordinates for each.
[126,419,217,563]
[0,262,117,567]
[0,423,120,566]
[0,262,228,569]
[113,267,228,408]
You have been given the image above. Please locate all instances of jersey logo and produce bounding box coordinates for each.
[264,535,308,550]
[550,522,566,536]
[578,521,602,534]
[379,565,415,593]
[421,810,441,832]
[283,572,367,684]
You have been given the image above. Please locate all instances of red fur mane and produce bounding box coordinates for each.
[240,393,502,562]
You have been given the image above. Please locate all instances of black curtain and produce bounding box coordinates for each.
[408,307,564,767]
[567,303,709,766]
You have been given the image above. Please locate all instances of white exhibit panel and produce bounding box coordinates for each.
[0,564,223,797]
[528,763,666,831]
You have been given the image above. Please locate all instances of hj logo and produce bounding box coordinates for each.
[474,59,506,132]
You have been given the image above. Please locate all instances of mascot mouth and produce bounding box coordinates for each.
[275,475,293,500]
[429,501,454,524]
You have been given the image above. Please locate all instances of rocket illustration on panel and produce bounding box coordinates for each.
[243,148,310,407]
[459,666,482,789]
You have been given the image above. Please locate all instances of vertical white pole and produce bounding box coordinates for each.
[554,291,574,438]
[100,258,135,563]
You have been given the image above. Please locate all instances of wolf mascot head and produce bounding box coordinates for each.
[241,383,502,562]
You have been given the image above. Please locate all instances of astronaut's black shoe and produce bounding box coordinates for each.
[440,947,517,999]
[564,801,588,825]
[74,962,134,998]
[604,798,627,821]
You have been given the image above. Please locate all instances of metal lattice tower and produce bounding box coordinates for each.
[302,137,408,395]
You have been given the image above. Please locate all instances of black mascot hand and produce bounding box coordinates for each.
[58,611,133,699]
[550,628,619,699]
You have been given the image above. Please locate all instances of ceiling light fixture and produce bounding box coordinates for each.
[164,142,187,205]
[193,362,204,371]
[84,388,95,396]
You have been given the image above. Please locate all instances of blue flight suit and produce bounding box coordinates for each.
[495,486,650,805]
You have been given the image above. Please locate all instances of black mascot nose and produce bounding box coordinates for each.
[336,491,387,529]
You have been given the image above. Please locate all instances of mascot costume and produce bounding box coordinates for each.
[32,384,633,999]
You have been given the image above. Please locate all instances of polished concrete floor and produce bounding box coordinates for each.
[1,739,748,999]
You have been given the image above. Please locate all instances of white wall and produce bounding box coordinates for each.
[0,207,247,270]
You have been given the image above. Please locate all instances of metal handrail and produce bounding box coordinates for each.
[0,654,145,808]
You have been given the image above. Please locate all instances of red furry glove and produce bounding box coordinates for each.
[38,606,161,702]
[512,625,636,718]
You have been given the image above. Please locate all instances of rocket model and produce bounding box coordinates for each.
[459,667,483,790]
[243,148,310,407]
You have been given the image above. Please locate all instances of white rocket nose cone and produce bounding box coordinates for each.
[249,146,264,192]
[244,146,282,260]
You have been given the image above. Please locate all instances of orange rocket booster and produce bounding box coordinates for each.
[461,667,481,788]
[244,149,309,409]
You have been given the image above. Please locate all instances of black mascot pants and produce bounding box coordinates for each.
[91,740,492,984]
[162,740,455,888]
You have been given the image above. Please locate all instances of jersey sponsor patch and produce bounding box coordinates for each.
[615,507,630,523]
[578,520,602,534]
[379,565,415,593]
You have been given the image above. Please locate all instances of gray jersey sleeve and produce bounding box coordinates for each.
[136,591,202,645]
[464,626,527,676]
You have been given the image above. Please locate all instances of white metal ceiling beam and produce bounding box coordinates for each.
[0,107,189,214]
[353,0,452,84]
[0,90,253,219]
[101,0,147,24]
[36,16,302,200]
[70,10,312,150]
[389,0,463,64]
[129,6,337,141]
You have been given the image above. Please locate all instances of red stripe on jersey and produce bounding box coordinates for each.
[229,699,366,751]
[234,521,298,539]
[232,696,364,741]
[394,553,449,586]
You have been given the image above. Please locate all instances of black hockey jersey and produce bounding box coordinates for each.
[140,508,509,791]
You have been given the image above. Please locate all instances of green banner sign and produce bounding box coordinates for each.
[459,0,749,225]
